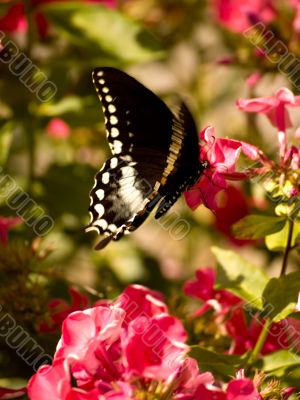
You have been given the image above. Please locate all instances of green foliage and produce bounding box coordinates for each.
[262,272,300,322]
[190,346,243,379]
[42,2,165,65]
[232,215,286,239]
[265,221,300,251]
[212,247,269,309]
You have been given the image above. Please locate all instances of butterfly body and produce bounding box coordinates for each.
[86,67,204,249]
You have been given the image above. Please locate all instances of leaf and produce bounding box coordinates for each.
[265,221,300,251]
[260,349,300,374]
[189,346,243,379]
[212,247,269,309]
[36,96,86,117]
[232,215,286,239]
[42,2,165,64]
[39,163,96,219]
[262,272,300,322]
[0,122,13,165]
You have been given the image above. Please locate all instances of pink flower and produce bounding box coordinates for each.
[28,361,71,400]
[226,378,261,400]
[237,88,300,132]
[39,288,90,333]
[29,285,211,399]
[115,284,167,324]
[214,186,251,245]
[46,118,71,139]
[237,88,300,161]
[226,308,290,355]
[184,126,260,212]
[184,267,241,316]
[211,0,276,33]
[0,216,22,245]
[124,314,188,380]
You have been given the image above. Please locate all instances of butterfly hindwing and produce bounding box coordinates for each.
[87,67,202,249]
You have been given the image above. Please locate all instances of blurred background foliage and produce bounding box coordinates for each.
[0,0,299,389]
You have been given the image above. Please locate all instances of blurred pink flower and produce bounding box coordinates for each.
[184,267,242,316]
[291,0,300,32]
[0,216,22,245]
[214,185,251,246]
[0,386,27,399]
[211,0,277,33]
[245,72,262,89]
[46,118,71,139]
[0,0,117,39]
[39,288,90,333]
[184,126,260,212]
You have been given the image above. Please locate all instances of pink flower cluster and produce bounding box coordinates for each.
[184,267,291,356]
[185,86,300,215]
[28,285,270,400]
[28,285,208,399]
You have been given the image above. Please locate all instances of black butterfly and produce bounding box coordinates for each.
[86,67,206,250]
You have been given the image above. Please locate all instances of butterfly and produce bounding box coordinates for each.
[85,67,206,250]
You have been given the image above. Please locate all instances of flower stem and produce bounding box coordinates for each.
[247,318,272,366]
[280,219,294,276]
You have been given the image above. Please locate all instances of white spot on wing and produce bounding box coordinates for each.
[96,189,105,200]
[110,115,118,125]
[113,140,122,154]
[111,127,119,138]
[95,203,105,217]
[105,95,113,102]
[102,172,110,184]
[94,219,108,230]
[97,71,104,77]
[108,224,117,233]
[110,157,118,169]
[99,79,105,84]
[103,87,109,93]
[108,104,116,113]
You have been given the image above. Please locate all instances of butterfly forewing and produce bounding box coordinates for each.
[87,67,202,249]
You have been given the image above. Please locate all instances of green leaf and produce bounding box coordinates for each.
[260,349,300,374]
[35,96,86,117]
[39,163,96,219]
[212,247,269,309]
[42,2,165,64]
[265,221,300,251]
[232,215,286,239]
[262,272,300,322]
[189,346,243,379]
[0,122,13,165]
